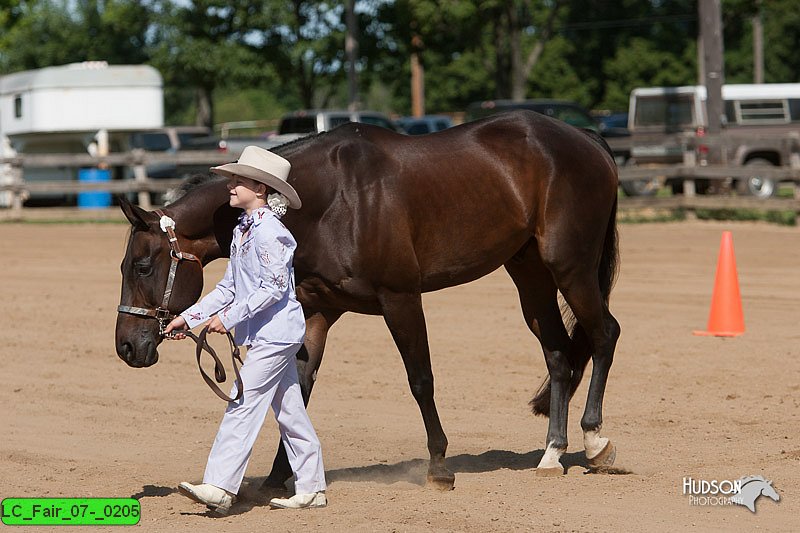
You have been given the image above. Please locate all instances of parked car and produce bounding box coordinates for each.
[111,126,221,204]
[626,83,800,197]
[116,125,217,179]
[267,109,398,144]
[467,99,598,130]
[465,99,630,165]
[396,115,453,135]
[594,112,630,137]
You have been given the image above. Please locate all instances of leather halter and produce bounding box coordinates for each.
[117,210,243,402]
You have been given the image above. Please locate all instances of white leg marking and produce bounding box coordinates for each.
[536,444,565,469]
[584,429,609,460]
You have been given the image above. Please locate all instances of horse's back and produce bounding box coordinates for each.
[284,113,618,292]
[325,112,617,198]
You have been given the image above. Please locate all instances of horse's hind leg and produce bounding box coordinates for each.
[549,262,620,471]
[260,309,342,491]
[378,288,454,490]
[505,243,573,476]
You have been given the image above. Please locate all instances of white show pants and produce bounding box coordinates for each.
[202,342,326,495]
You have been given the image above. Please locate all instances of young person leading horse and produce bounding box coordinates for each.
[164,147,327,514]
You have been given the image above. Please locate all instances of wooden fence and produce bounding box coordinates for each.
[1,146,799,222]
[0,149,232,215]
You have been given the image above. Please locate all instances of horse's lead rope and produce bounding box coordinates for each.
[175,327,244,403]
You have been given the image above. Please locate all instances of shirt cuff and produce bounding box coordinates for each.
[181,308,208,329]
[218,305,238,332]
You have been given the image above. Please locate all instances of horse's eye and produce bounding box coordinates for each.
[135,264,153,277]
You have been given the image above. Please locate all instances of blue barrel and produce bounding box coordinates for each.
[77,168,111,208]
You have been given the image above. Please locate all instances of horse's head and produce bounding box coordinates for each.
[761,480,780,502]
[115,199,205,367]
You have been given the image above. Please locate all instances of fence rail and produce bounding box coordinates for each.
[0,149,232,214]
[1,147,799,222]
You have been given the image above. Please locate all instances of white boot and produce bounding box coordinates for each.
[269,492,327,509]
[178,482,235,515]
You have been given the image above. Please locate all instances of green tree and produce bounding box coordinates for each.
[0,0,152,73]
[243,1,350,110]
[723,0,800,84]
[603,37,696,110]
[150,0,273,127]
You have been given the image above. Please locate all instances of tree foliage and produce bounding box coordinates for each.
[0,0,151,71]
[1,1,799,124]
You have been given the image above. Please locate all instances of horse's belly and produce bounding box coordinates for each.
[419,236,530,292]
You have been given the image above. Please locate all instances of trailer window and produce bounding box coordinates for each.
[789,99,800,121]
[734,99,790,124]
[634,95,695,128]
[14,95,22,118]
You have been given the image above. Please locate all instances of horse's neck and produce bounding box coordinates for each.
[169,182,236,264]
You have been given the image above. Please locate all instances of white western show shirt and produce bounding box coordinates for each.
[181,206,306,346]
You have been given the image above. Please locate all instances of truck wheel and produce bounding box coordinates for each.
[621,177,661,197]
[737,158,776,199]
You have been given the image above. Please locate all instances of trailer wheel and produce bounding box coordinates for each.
[736,158,777,199]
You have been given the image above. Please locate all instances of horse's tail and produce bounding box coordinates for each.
[530,195,619,416]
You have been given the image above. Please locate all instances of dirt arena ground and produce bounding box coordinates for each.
[1,219,798,532]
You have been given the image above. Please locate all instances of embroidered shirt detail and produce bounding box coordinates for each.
[179,211,305,345]
[270,273,287,290]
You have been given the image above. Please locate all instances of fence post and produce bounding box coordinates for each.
[131,149,151,210]
[10,161,25,220]
[681,136,697,221]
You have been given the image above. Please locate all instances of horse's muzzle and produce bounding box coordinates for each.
[116,339,159,367]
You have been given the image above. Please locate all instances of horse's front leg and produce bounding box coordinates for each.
[378,289,454,490]
[260,309,342,492]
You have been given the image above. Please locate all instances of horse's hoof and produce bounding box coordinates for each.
[587,441,616,472]
[535,466,565,477]
[426,472,455,491]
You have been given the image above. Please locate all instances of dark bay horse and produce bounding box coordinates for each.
[115,110,620,489]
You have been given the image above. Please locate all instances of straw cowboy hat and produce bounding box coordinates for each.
[211,146,302,209]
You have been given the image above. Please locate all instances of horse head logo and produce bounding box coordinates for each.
[730,476,780,513]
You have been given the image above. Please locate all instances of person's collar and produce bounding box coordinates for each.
[252,205,275,226]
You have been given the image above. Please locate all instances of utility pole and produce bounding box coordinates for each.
[345,0,359,111]
[752,0,764,83]
[410,33,425,117]
[699,0,725,139]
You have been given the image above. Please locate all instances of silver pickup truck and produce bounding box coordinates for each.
[626,84,800,198]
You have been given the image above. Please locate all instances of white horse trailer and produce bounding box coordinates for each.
[0,61,163,206]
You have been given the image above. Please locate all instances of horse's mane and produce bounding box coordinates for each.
[164,174,225,205]
[739,475,768,486]
[161,131,326,206]
[270,130,328,156]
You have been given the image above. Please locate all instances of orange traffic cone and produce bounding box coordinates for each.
[694,231,745,337]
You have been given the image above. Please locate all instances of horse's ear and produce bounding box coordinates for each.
[119,196,156,231]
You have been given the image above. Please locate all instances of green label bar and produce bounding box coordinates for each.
[1,498,140,526]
